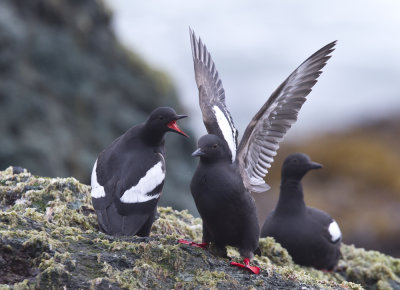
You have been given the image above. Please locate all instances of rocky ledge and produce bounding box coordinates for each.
[0,167,399,289]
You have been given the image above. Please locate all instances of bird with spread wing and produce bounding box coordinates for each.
[179,28,336,274]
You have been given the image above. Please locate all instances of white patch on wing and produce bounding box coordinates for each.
[328,220,342,242]
[120,161,165,203]
[213,105,236,162]
[91,160,106,198]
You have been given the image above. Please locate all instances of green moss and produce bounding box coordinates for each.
[1,167,400,289]
[36,263,72,289]
[377,280,393,290]
[259,237,293,265]
[340,244,400,287]
[194,269,227,287]
[152,207,203,241]
[0,279,35,290]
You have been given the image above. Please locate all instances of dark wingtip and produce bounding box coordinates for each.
[189,26,194,40]
[328,40,337,52]
[320,40,337,56]
[189,27,198,59]
[304,40,337,67]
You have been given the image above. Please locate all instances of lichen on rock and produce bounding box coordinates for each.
[1,167,399,289]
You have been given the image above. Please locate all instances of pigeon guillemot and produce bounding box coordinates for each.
[261,153,342,270]
[190,134,260,274]
[91,107,188,236]
[179,29,336,273]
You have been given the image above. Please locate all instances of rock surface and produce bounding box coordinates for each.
[0,0,197,213]
[1,168,400,289]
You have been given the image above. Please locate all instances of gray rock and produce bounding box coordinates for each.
[0,0,197,213]
[0,167,366,289]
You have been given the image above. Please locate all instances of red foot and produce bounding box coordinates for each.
[178,239,209,249]
[230,258,260,275]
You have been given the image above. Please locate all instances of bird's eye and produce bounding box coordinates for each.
[159,116,164,120]
[293,159,298,163]
[212,144,218,149]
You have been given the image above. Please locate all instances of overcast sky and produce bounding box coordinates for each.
[105,0,400,140]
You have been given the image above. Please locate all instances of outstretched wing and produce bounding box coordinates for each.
[190,28,238,162]
[237,41,336,223]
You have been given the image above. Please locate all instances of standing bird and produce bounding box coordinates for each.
[261,153,342,270]
[91,107,188,236]
[191,134,261,274]
[182,29,336,274]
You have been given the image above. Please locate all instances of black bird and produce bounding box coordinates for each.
[181,29,336,273]
[261,153,342,270]
[91,107,188,236]
[191,134,260,274]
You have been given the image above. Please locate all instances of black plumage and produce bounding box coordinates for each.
[91,107,187,236]
[191,134,260,274]
[189,28,336,227]
[183,29,336,273]
[261,153,342,270]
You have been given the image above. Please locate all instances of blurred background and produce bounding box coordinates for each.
[0,0,399,257]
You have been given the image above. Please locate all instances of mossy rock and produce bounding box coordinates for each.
[0,167,399,289]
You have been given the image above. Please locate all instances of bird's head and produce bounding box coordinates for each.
[146,107,188,137]
[192,134,231,162]
[282,153,322,180]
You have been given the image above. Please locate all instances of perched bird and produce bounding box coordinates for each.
[91,107,188,236]
[190,134,260,274]
[261,153,342,270]
[181,28,336,274]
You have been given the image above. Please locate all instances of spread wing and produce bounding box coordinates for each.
[237,41,336,197]
[189,28,238,162]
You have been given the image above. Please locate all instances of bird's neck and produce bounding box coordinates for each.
[275,177,306,215]
[143,133,165,147]
[199,157,231,167]
[141,123,166,147]
[122,124,165,148]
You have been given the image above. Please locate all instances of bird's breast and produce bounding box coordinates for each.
[191,171,209,193]
[191,164,239,199]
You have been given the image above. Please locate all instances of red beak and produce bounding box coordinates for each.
[167,120,189,137]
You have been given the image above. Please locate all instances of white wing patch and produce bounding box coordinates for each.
[91,160,106,198]
[120,162,165,203]
[213,105,236,162]
[328,220,342,242]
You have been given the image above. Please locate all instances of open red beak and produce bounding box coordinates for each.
[167,118,188,137]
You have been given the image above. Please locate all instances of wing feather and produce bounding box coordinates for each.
[190,28,238,162]
[237,41,336,197]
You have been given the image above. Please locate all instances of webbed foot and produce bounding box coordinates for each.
[230,258,260,275]
[178,239,209,249]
